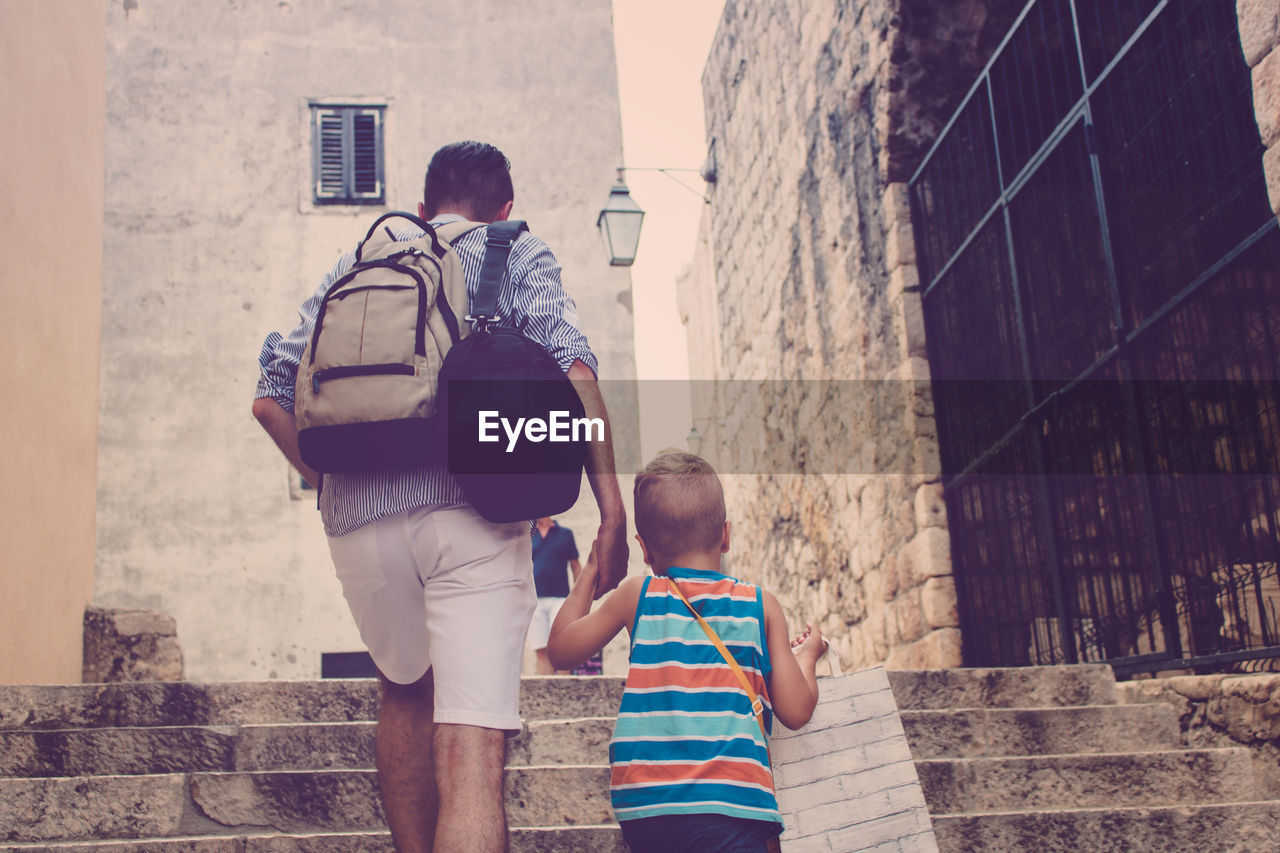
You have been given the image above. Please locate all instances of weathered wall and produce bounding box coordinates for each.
[98,0,639,681]
[692,0,1279,675]
[82,607,182,684]
[688,0,1021,671]
[1239,0,1280,222]
[1119,672,1280,800]
[0,1,106,685]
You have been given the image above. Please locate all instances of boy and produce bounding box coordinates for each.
[547,452,828,853]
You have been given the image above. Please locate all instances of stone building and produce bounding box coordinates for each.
[0,1,106,685]
[95,0,638,682]
[682,0,1280,675]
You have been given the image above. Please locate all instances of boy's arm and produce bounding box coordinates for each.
[546,545,642,671]
[762,590,825,730]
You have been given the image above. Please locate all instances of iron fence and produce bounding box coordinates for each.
[909,0,1280,674]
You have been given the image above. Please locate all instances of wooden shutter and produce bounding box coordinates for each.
[351,110,381,198]
[314,108,347,201]
[312,105,384,204]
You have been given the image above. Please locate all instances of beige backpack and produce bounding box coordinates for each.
[294,212,482,473]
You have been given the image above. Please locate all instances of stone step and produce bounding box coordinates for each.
[901,703,1182,759]
[0,677,624,731]
[917,748,1258,814]
[888,665,1117,711]
[507,717,614,768]
[0,716,615,778]
[0,767,614,843]
[0,724,240,777]
[931,801,1280,853]
[0,825,626,852]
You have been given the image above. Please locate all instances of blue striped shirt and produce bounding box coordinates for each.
[610,567,781,827]
[255,214,598,536]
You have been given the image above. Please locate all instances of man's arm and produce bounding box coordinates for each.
[567,359,628,598]
[251,397,322,489]
[499,235,628,595]
[251,243,361,489]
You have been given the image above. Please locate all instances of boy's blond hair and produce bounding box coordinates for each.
[633,451,726,566]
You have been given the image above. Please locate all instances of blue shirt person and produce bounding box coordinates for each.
[528,517,581,674]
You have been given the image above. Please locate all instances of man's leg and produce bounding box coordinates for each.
[376,668,437,853]
[418,506,536,853]
[532,598,566,674]
[432,723,508,853]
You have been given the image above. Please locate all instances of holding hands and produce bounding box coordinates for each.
[577,539,601,591]
[592,521,628,599]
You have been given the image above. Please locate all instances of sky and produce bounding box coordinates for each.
[610,0,726,458]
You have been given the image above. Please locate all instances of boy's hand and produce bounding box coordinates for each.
[791,622,828,664]
[577,540,601,594]
[546,541,639,672]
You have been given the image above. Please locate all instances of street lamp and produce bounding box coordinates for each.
[686,424,704,456]
[596,174,646,267]
[596,143,717,266]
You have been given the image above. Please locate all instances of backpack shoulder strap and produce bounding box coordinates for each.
[469,220,529,331]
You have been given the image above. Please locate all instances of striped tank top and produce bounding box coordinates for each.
[610,565,781,827]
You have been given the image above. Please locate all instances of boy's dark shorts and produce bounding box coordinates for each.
[620,813,782,853]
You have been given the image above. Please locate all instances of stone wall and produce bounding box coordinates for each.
[82,607,183,684]
[687,0,1021,671]
[691,0,1280,675]
[1239,0,1280,222]
[1119,672,1280,800]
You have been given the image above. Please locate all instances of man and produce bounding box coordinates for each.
[528,516,582,675]
[252,140,628,853]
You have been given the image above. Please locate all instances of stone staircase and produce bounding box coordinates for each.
[890,664,1280,852]
[0,677,626,852]
[3,666,1278,851]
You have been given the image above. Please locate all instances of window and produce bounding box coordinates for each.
[311,104,385,205]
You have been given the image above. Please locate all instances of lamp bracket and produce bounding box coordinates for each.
[616,165,713,204]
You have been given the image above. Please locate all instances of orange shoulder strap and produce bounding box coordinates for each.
[666,579,769,744]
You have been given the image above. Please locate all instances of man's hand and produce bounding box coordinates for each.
[592,517,628,599]
[252,397,321,488]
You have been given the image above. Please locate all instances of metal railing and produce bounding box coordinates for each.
[908,0,1280,674]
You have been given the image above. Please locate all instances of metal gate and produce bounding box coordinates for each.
[908,0,1280,674]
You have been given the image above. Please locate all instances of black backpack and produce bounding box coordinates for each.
[440,221,588,522]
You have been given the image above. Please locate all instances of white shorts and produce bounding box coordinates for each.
[327,504,535,731]
[527,596,566,651]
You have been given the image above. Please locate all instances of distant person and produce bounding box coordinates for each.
[546,451,828,853]
[252,140,629,853]
[528,516,582,675]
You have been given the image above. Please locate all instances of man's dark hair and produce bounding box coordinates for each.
[422,141,514,220]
